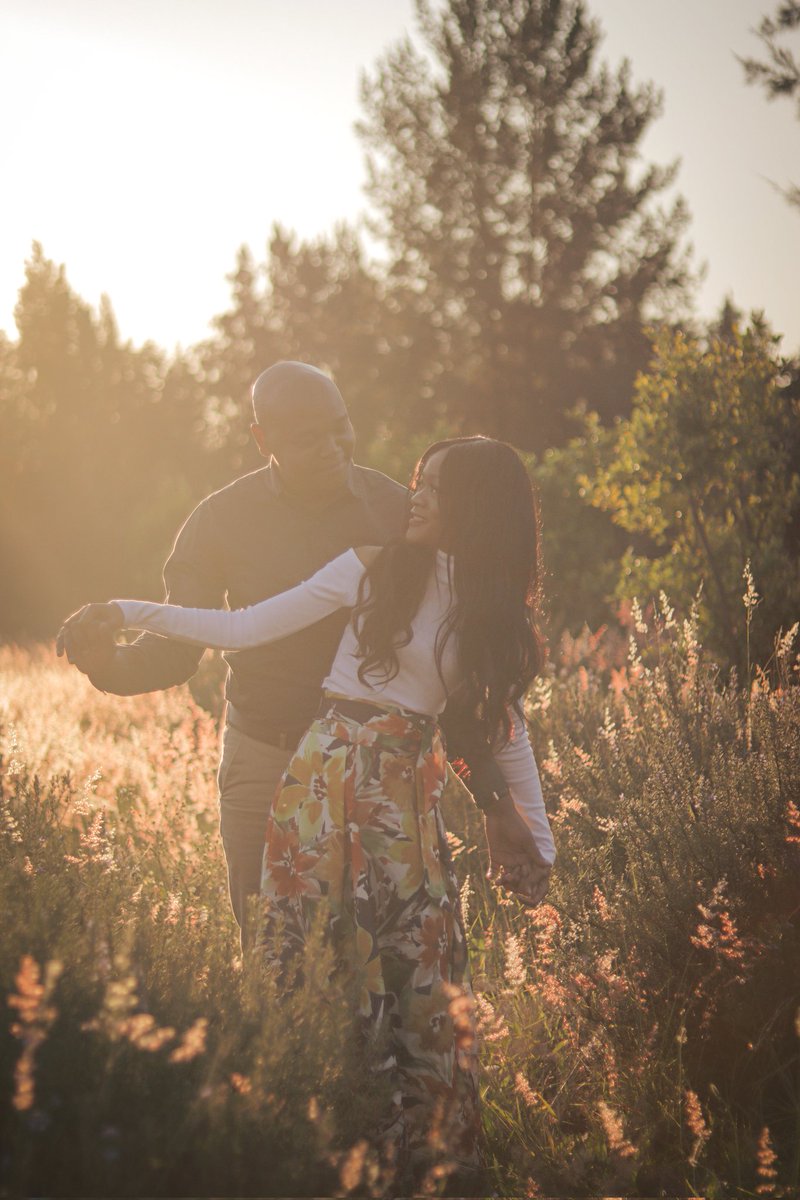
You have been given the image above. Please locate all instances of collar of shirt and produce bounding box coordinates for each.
[264,460,361,511]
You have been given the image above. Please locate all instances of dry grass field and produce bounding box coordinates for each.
[1,614,798,1197]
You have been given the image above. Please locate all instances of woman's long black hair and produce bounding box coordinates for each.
[352,436,546,746]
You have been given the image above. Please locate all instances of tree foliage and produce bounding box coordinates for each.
[357,0,694,449]
[740,1,800,207]
[586,319,800,667]
[0,245,222,635]
[197,225,398,471]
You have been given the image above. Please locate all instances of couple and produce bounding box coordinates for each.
[58,360,556,1177]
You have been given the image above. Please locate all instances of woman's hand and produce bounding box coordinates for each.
[56,602,125,662]
[484,792,553,907]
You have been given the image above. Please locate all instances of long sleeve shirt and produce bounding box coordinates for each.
[86,462,408,742]
[115,549,556,864]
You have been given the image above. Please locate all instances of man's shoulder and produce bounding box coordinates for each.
[174,467,271,539]
[351,463,408,502]
[199,466,272,513]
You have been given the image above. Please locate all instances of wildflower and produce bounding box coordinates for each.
[339,1138,369,1192]
[571,972,594,992]
[169,1016,208,1063]
[681,597,701,679]
[165,892,182,925]
[535,970,570,1014]
[503,932,527,989]
[631,597,648,635]
[599,706,618,747]
[444,983,477,1060]
[1,800,23,844]
[742,560,760,613]
[528,904,561,966]
[63,808,118,873]
[553,792,587,826]
[5,726,24,778]
[627,633,642,670]
[592,885,610,922]
[602,1043,620,1093]
[82,767,102,797]
[684,1089,710,1165]
[474,992,509,1043]
[542,740,561,779]
[658,590,677,630]
[459,874,472,926]
[514,1071,541,1108]
[691,879,753,970]
[8,955,62,1112]
[609,666,628,699]
[121,1013,176,1052]
[445,830,465,858]
[755,1126,778,1195]
[776,622,799,661]
[597,1100,636,1158]
[786,801,800,846]
[527,675,552,714]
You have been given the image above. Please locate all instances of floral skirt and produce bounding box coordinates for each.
[260,694,480,1171]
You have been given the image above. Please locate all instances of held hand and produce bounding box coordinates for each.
[56,603,125,674]
[484,793,553,907]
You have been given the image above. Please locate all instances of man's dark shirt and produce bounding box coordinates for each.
[90,462,408,740]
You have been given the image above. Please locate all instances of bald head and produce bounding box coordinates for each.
[250,361,355,501]
[251,361,344,426]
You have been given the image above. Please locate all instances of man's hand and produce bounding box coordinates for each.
[56,603,125,676]
[484,792,552,907]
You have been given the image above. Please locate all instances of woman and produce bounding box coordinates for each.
[58,436,556,1176]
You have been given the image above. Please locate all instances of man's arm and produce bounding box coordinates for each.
[62,498,225,696]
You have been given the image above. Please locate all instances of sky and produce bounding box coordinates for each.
[1,0,798,353]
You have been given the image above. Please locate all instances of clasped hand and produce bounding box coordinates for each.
[484,792,552,907]
[56,602,125,668]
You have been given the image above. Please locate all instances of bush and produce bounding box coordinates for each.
[1,634,799,1197]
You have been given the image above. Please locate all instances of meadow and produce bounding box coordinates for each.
[1,602,799,1197]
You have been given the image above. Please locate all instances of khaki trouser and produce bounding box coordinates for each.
[217,723,294,946]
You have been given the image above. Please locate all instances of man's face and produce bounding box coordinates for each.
[255,389,356,501]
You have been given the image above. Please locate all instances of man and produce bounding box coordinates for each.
[60,362,550,942]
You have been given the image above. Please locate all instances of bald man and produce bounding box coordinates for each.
[61,362,551,942]
[63,363,407,939]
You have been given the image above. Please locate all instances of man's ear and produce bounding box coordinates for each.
[251,422,271,460]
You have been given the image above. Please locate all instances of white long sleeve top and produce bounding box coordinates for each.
[116,548,555,864]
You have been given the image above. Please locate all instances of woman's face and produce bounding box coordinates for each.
[405,448,448,547]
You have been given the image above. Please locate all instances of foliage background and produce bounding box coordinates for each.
[1,614,799,1196]
[2,2,800,1194]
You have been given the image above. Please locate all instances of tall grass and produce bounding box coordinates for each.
[1,613,798,1197]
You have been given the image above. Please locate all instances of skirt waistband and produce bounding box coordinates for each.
[317,693,437,740]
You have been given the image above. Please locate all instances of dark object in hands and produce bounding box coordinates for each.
[56,602,124,661]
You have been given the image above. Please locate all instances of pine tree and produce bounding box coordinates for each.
[0,245,209,635]
[357,0,695,449]
[740,1,800,208]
